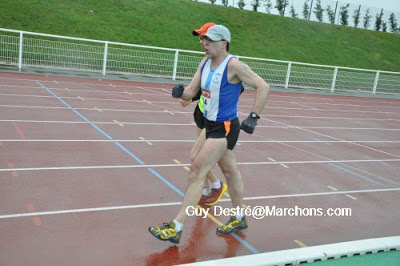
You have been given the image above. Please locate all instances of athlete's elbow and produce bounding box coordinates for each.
[263,82,270,93]
[256,80,269,94]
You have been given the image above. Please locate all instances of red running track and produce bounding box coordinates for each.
[0,72,399,265]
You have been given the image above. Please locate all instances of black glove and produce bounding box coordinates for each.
[240,112,260,134]
[172,84,184,98]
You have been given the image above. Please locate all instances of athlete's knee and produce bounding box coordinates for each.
[188,160,202,184]
[219,161,238,179]
[222,168,239,179]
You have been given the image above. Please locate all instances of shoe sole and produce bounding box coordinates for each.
[148,227,180,244]
[205,183,228,206]
[216,224,248,234]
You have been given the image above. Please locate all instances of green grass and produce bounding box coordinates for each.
[0,0,399,72]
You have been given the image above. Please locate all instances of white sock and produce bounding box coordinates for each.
[202,187,211,196]
[211,180,221,189]
[236,214,245,221]
[173,219,183,232]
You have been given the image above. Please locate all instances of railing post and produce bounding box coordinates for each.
[102,41,108,76]
[18,31,24,71]
[372,71,380,95]
[285,62,292,89]
[172,50,179,81]
[331,67,338,93]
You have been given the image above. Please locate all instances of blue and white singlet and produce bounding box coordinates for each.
[200,55,243,122]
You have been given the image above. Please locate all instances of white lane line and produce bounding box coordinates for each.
[0,104,70,110]
[262,117,400,159]
[2,119,400,133]
[252,132,400,186]
[291,101,318,110]
[241,187,400,202]
[327,186,338,191]
[4,100,398,116]
[0,201,182,219]
[0,114,400,130]
[1,188,398,220]
[1,76,399,108]
[0,139,197,142]
[1,93,399,116]
[0,93,78,99]
[0,120,193,126]
[327,186,357,200]
[1,158,400,172]
[264,115,400,121]
[1,139,400,144]
[346,194,358,200]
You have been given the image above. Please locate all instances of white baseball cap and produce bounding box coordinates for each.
[201,25,231,43]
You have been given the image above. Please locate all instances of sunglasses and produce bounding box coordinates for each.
[199,35,226,42]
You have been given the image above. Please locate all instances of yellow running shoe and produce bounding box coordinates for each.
[217,216,248,234]
[148,221,182,244]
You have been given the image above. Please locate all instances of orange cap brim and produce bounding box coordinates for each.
[192,22,216,36]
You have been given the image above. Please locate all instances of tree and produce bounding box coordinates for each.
[265,0,273,14]
[238,0,246,9]
[326,5,335,24]
[363,9,372,29]
[353,6,361,28]
[221,0,229,6]
[375,9,384,31]
[382,22,387,32]
[313,0,324,22]
[275,0,288,16]
[388,13,398,33]
[302,0,310,20]
[339,4,350,26]
[252,0,263,12]
[290,4,298,18]
[209,0,216,4]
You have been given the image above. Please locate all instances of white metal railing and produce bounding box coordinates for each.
[0,28,399,95]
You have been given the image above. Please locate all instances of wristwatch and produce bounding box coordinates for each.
[250,112,260,119]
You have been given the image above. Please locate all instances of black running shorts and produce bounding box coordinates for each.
[204,117,240,150]
[193,105,205,129]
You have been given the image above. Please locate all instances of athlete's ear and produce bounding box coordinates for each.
[221,41,227,51]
